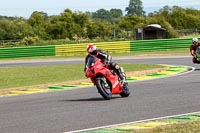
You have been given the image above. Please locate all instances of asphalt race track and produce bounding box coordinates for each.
[1,56,200,133]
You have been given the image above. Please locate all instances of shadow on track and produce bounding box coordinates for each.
[61,97,120,102]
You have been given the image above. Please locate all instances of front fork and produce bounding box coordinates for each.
[102,77,110,88]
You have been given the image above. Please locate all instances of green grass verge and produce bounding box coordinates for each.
[133,119,200,133]
[0,64,165,89]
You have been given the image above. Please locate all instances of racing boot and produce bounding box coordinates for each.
[113,64,126,82]
[116,67,126,84]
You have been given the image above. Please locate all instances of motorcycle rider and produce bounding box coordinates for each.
[190,38,200,63]
[84,43,126,82]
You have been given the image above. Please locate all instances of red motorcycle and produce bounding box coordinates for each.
[85,56,130,100]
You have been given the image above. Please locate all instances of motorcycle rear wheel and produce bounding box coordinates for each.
[95,77,112,100]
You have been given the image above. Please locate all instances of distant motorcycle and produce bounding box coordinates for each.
[85,56,130,100]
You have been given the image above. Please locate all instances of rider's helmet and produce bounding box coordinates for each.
[192,38,198,45]
[87,43,97,55]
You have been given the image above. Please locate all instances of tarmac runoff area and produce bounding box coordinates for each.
[0,64,192,97]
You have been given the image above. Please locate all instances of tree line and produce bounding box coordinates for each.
[0,0,200,47]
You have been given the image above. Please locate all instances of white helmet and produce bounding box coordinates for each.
[87,43,97,55]
[192,38,198,44]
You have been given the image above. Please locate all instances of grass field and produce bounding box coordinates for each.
[0,63,165,89]
[0,48,190,90]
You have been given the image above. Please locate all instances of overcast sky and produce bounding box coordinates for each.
[0,0,200,18]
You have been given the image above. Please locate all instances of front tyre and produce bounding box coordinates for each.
[95,77,112,100]
[120,83,130,97]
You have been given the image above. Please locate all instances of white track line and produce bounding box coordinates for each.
[65,111,200,133]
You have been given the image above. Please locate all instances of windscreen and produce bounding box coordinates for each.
[196,46,200,54]
[86,56,98,68]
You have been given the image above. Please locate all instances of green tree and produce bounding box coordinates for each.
[91,8,123,25]
[0,19,10,40]
[92,9,110,20]
[13,18,35,39]
[168,6,200,29]
[46,9,89,40]
[0,18,34,40]
[72,11,89,39]
[86,19,112,39]
[110,9,123,18]
[149,6,200,30]
[119,14,145,29]
[125,0,145,16]
[28,11,48,39]
[28,11,48,26]
[109,9,123,24]
[86,20,99,39]
[96,20,112,39]
[58,9,75,39]
[45,16,64,39]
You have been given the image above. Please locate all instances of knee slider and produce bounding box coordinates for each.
[115,64,119,69]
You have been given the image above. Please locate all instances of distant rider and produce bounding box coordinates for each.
[190,38,200,63]
[84,43,126,81]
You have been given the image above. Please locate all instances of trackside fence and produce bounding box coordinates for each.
[130,38,191,52]
[0,38,191,59]
[0,46,55,59]
[55,41,130,56]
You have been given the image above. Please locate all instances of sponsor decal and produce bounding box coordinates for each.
[113,80,119,88]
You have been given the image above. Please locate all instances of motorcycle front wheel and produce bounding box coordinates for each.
[120,83,130,97]
[95,77,112,100]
